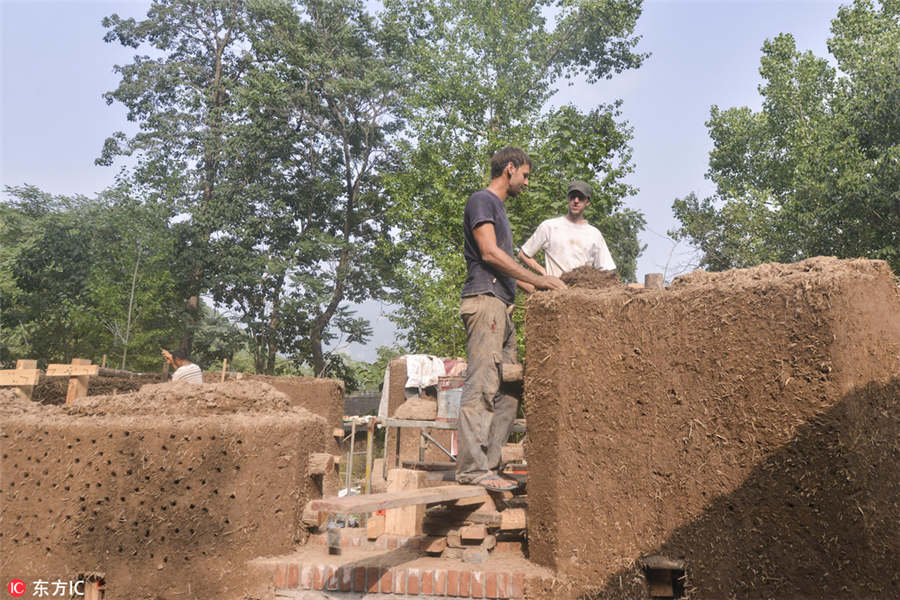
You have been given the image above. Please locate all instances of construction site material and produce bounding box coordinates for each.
[0,361,40,400]
[500,363,523,382]
[385,468,428,536]
[526,257,900,599]
[307,453,336,475]
[307,484,489,515]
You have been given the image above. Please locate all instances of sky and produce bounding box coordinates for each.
[1,0,846,361]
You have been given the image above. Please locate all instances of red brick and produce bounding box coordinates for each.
[447,570,460,596]
[407,568,420,594]
[326,566,339,591]
[340,566,352,592]
[379,568,393,593]
[485,572,498,598]
[471,571,484,598]
[353,566,367,592]
[459,571,471,597]
[367,567,381,593]
[422,570,434,595]
[301,565,314,589]
[511,573,524,599]
[274,565,287,588]
[393,568,406,594]
[435,569,448,596]
[496,573,510,598]
[313,565,326,590]
[288,564,299,588]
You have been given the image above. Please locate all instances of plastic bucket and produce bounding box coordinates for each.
[436,375,465,421]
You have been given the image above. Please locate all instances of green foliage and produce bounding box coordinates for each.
[671,0,899,273]
[0,185,182,370]
[382,0,648,355]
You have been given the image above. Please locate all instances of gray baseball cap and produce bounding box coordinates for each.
[567,181,592,200]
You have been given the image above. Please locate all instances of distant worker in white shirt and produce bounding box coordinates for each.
[518,181,617,279]
[161,348,203,384]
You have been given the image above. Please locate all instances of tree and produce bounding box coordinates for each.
[381,0,648,356]
[206,0,405,376]
[0,185,182,370]
[100,0,255,354]
[672,0,899,273]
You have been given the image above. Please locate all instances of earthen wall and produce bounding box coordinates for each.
[525,258,900,599]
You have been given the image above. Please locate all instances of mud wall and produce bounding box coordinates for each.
[0,381,330,600]
[524,258,900,599]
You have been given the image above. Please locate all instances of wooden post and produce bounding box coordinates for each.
[644,273,665,290]
[221,358,228,383]
[65,358,92,403]
[345,421,356,495]
[364,418,375,495]
[384,468,427,536]
[15,359,38,400]
[162,359,170,381]
[101,354,107,368]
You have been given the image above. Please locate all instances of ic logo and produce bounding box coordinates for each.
[7,579,26,597]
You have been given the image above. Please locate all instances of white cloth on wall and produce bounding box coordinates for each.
[377,362,391,420]
[376,354,448,420]
[404,354,447,389]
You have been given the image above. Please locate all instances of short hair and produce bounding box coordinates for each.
[490,146,532,179]
[172,350,190,361]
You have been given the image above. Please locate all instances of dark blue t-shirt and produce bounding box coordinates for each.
[461,189,516,304]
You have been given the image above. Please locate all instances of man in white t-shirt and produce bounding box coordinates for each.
[161,349,203,384]
[517,180,616,279]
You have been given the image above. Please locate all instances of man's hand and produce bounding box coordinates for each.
[535,275,567,290]
[161,349,173,363]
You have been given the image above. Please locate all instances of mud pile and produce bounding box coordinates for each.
[525,257,900,599]
[1,380,331,600]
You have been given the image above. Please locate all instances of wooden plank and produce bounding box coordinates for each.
[385,468,426,536]
[500,507,527,530]
[452,493,490,507]
[308,484,488,515]
[401,460,457,472]
[366,513,385,540]
[0,368,41,387]
[460,524,487,541]
[64,359,93,403]
[384,418,526,433]
[46,364,99,377]
[15,359,38,400]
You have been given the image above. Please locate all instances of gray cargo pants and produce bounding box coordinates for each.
[456,294,519,484]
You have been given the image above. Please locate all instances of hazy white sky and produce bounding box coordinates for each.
[1,0,845,360]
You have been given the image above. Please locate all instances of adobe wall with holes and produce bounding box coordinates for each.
[524,258,900,599]
[0,381,331,600]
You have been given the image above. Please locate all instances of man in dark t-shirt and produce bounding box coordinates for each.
[457,146,567,491]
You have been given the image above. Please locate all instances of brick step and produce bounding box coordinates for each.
[252,542,552,599]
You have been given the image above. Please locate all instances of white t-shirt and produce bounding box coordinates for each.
[172,363,203,384]
[521,216,616,276]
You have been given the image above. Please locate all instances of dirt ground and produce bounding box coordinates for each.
[1,381,331,600]
[525,257,900,599]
